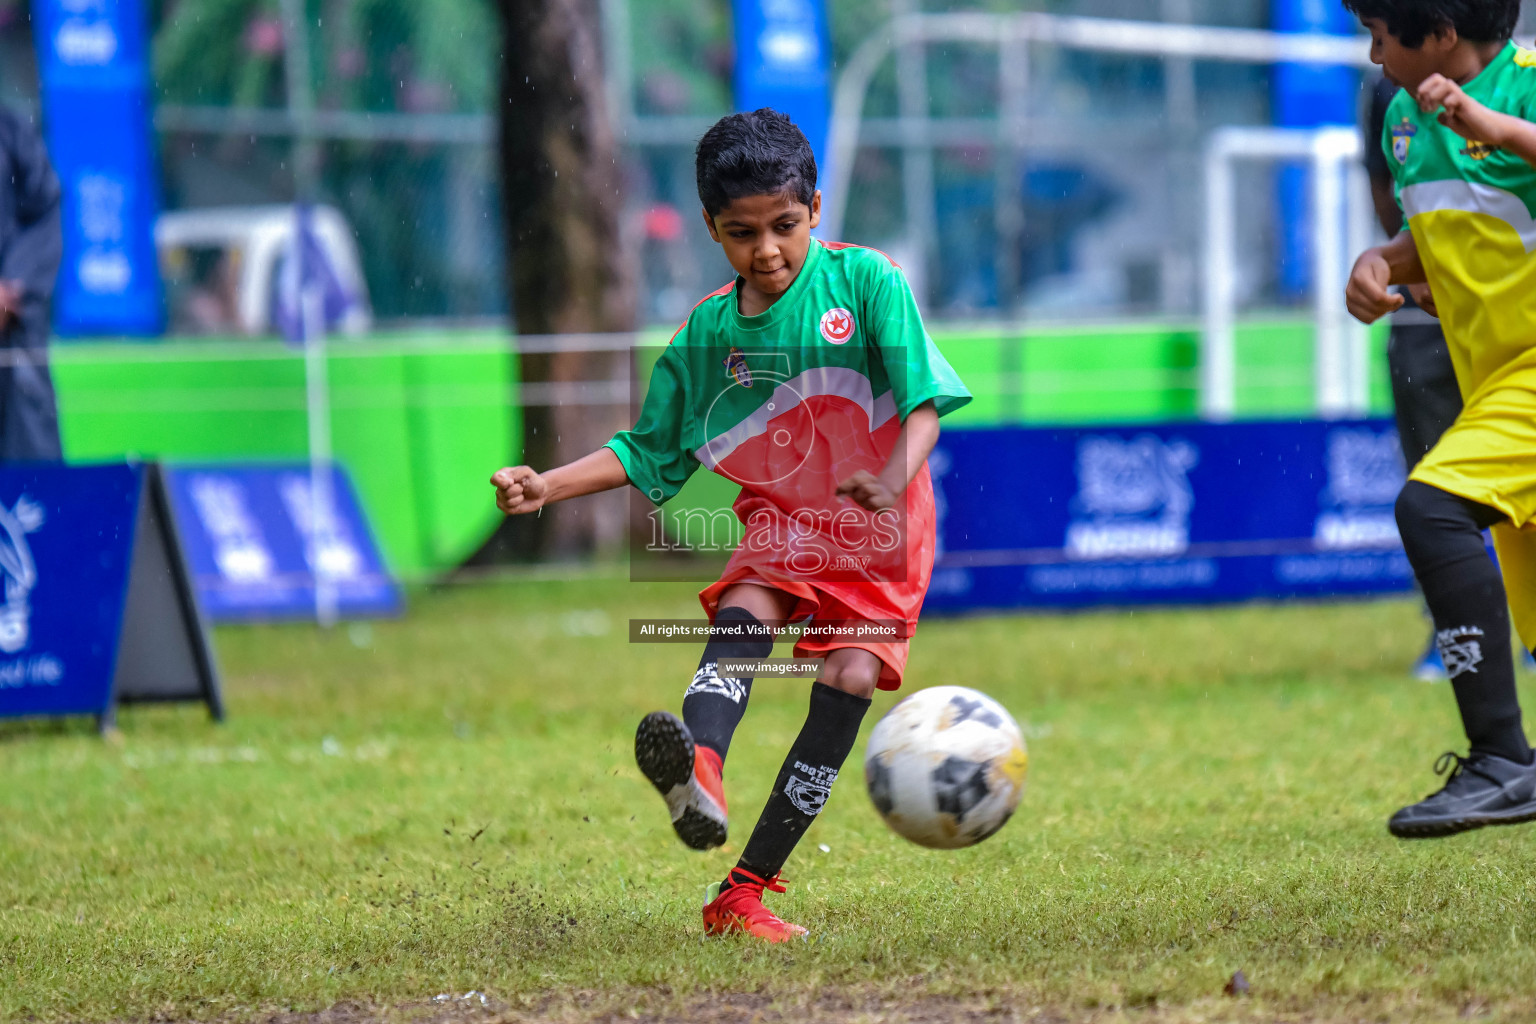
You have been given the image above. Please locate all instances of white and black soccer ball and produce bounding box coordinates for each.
[863,686,1028,849]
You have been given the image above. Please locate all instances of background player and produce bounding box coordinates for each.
[1344,0,1536,837]
[492,109,971,937]
[1362,71,1463,680]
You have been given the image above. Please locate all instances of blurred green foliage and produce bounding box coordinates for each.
[151,0,493,112]
[630,0,732,115]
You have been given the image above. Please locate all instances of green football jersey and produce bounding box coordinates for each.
[605,239,971,507]
[1385,41,1536,398]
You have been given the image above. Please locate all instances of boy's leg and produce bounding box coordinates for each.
[683,584,792,762]
[635,582,794,851]
[736,647,877,878]
[1387,323,1462,681]
[702,646,877,941]
[1390,480,1536,837]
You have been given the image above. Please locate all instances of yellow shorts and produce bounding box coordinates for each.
[1411,371,1536,650]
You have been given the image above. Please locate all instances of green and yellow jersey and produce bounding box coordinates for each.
[1385,41,1536,399]
[1384,41,1536,651]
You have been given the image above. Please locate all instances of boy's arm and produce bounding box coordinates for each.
[491,448,629,515]
[1347,228,1427,323]
[836,401,940,512]
[1416,73,1536,168]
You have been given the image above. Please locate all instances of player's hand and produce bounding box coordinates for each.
[1416,73,1505,144]
[836,469,897,512]
[1345,248,1404,324]
[491,466,549,515]
[1408,282,1439,318]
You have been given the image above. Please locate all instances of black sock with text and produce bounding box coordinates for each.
[736,682,872,880]
[682,606,773,763]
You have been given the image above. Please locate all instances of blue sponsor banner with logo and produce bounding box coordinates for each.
[0,464,139,719]
[925,419,1413,613]
[732,0,832,172]
[161,464,401,621]
[34,0,163,335]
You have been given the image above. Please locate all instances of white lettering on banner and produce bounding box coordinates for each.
[78,251,131,293]
[761,28,817,67]
[188,475,275,583]
[278,476,363,580]
[78,175,125,244]
[55,18,119,66]
[927,567,972,596]
[1314,512,1400,551]
[1028,559,1218,594]
[0,496,44,654]
[1311,429,1406,553]
[1325,430,1403,505]
[0,655,65,688]
[1066,436,1198,561]
[76,174,132,295]
[1065,522,1188,560]
[1275,552,1412,584]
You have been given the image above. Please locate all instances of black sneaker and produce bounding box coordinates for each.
[1388,751,1536,839]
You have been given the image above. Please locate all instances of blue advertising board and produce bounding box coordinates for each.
[732,0,832,174]
[0,464,137,718]
[925,419,1413,614]
[0,463,220,726]
[34,0,163,335]
[162,464,402,622]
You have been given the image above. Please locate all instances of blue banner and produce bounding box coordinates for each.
[924,419,1413,614]
[0,464,140,718]
[1272,0,1362,300]
[162,464,402,621]
[732,0,832,176]
[34,0,163,335]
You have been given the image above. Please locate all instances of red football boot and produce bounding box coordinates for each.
[634,711,728,849]
[702,867,808,942]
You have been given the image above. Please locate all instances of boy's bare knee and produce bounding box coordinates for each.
[819,657,880,700]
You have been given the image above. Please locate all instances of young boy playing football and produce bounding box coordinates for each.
[491,109,970,936]
[1344,0,1536,837]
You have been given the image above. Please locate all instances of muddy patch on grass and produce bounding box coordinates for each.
[200,989,1535,1024]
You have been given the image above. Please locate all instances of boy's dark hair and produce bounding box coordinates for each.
[1342,0,1519,48]
[695,108,817,217]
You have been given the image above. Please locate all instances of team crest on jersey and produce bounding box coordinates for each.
[723,346,753,388]
[1391,118,1417,164]
[819,307,855,344]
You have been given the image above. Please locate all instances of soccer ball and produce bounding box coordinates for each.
[863,686,1028,849]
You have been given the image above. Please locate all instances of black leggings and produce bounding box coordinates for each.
[1395,480,1531,763]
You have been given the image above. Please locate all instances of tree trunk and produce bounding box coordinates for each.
[489,0,635,561]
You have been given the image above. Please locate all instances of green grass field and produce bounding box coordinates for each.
[5,579,1536,1023]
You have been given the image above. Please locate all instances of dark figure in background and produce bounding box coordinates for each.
[0,109,63,461]
[1363,74,1463,681]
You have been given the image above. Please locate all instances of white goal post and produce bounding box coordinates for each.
[1201,127,1377,420]
[824,13,1381,420]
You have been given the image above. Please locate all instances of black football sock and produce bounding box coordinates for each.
[682,606,773,763]
[1396,481,1532,764]
[735,681,871,882]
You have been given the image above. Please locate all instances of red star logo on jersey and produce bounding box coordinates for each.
[819,307,855,344]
